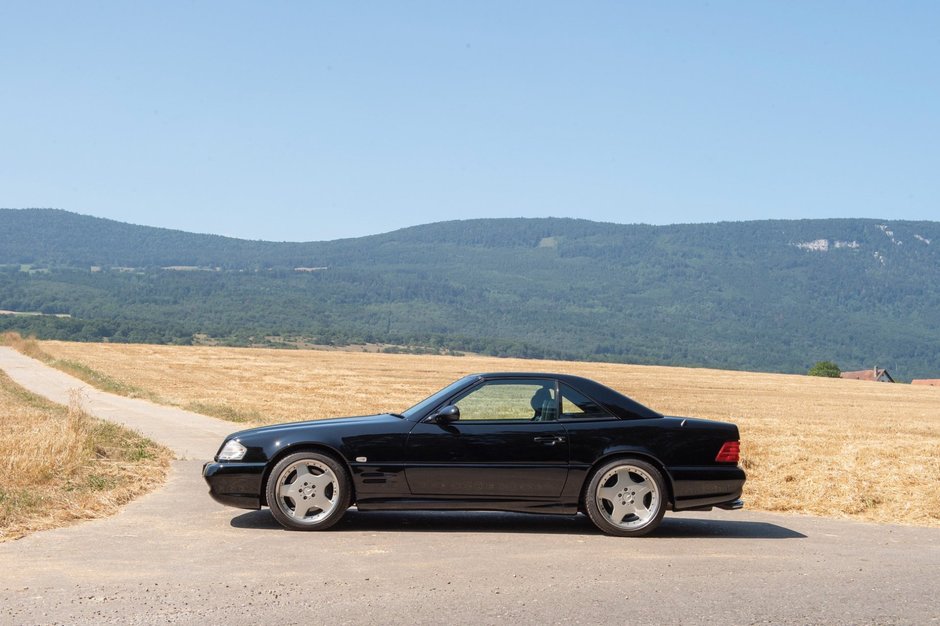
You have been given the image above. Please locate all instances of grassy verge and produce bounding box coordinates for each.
[2,333,161,401]
[182,401,262,423]
[3,333,259,422]
[0,369,172,542]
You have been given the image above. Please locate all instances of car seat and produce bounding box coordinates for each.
[530,387,557,421]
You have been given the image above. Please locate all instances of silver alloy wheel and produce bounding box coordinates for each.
[595,464,659,530]
[274,458,339,524]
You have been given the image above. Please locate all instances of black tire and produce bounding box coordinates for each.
[265,451,351,531]
[584,458,667,537]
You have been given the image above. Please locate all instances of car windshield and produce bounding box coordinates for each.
[401,376,477,419]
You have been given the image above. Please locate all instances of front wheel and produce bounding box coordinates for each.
[266,451,351,531]
[584,458,667,536]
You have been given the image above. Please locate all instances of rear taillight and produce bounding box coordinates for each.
[715,441,740,463]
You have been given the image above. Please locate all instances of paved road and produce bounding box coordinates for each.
[0,348,937,625]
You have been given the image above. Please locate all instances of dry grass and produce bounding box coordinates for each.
[24,339,940,528]
[0,366,171,542]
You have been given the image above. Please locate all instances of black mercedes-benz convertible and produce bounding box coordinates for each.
[203,372,745,536]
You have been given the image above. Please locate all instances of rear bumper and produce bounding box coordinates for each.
[668,465,746,512]
[203,461,266,510]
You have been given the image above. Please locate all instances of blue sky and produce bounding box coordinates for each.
[2,2,938,241]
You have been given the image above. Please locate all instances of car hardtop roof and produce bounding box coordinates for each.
[468,372,662,420]
[471,371,596,383]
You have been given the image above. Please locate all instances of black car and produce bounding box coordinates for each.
[203,373,745,536]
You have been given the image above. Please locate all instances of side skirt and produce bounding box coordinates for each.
[355,496,579,515]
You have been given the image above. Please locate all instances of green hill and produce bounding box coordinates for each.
[2,208,939,379]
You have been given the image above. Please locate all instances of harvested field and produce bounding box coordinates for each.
[0,368,171,542]
[31,340,940,527]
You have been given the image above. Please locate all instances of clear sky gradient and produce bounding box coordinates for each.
[2,2,938,241]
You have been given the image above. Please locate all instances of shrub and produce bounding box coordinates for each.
[808,361,841,378]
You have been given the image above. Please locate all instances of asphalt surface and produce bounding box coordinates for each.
[0,347,937,625]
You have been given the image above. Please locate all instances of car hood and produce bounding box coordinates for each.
[228,413,401,441]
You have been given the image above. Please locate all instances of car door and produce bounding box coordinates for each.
[404,378,569,497]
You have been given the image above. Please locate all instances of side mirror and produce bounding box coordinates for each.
[428,404,460,423]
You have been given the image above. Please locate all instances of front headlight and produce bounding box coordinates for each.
[217,439,247,461]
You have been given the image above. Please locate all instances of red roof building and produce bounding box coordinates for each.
[840,368,895,383]
[911,379,940,387]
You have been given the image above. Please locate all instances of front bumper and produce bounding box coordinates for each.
[203,461,267,510]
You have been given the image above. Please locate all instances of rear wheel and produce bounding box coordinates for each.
[266,451,351,531]
[584,458,666,536]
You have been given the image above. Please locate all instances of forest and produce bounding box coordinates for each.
[2,209,939,379]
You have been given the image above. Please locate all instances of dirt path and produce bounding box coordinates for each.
[0,347,232,459]
[0,348,937,624]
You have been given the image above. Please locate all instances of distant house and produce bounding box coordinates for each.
[911,379,940,387]
[840,368,895,383]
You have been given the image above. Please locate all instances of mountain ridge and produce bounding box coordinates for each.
[5,207,938,262]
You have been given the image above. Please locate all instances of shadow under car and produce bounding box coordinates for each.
[229,508,805,539]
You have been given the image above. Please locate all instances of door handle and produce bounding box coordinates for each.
[533,436,566,445]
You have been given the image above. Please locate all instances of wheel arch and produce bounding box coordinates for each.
[260,443,356,507]
[578,451,675,511]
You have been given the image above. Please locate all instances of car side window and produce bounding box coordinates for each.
[560,383,614,420]
[453,380,558,421]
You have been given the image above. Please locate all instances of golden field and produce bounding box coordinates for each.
[24,340,940,527]
[0,368,171,542]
